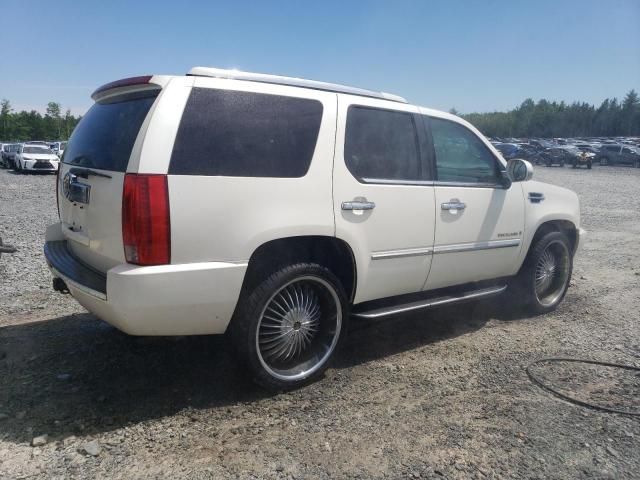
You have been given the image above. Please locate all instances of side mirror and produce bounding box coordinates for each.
[506,158,533,182]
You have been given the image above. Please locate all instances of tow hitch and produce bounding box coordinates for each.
[0,237,17,258]
[53,278,70,294]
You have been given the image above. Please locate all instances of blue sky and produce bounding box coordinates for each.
[1,0,638,115]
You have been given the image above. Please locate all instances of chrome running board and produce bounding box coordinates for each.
[351,285,507,320]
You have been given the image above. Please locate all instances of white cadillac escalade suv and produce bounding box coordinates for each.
[45,67,583,390]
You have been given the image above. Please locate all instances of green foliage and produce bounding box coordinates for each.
[0,99,81,142]
[460,89,640,138]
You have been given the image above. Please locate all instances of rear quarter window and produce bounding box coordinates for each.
[64,91,158,172]
[169,88,323,177]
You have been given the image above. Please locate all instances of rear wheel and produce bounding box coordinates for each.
[634,159,640,168]
[230,263,347,391]
[587,160,592,169]
[600,156,609,166]
[510,231,572,314]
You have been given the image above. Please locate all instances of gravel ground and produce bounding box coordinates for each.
[1,165,639,479]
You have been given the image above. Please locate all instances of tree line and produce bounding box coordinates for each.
[457,89,640,139]
[0,100,81,142]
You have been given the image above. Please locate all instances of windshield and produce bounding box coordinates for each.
[24,146,53,154]
[64,92,158,171]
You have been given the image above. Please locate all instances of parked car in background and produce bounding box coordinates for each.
[573,143,599,154]
[0,144,9,168]
[539,147,570,167]
[49,141,67,158]
[44,67,583,390]
[493,143,521,159]
[14,143,60,173]
[1,143,20,169]
[596,144,640,167]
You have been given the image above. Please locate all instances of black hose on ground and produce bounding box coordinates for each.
[526,357,640,416]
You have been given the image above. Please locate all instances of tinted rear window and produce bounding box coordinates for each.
[169,88,323,177]
[64,92,158,172]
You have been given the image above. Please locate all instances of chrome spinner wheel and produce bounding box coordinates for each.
[255,276,342,382]
[534,240,571,307]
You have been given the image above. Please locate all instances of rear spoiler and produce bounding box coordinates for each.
[91,75,161,101]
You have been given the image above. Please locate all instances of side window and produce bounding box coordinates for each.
[169,88,323,177]
[344,106,421,182]
[429,117,500,184]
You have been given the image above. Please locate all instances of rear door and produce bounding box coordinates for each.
[333,96,436,304]
[58,82,168,272]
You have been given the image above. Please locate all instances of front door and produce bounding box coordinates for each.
[333,96,436,304]
[422,116,525,291]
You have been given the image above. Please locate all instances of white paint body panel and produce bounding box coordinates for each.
[168,77,338,264]
[424,184,525,290]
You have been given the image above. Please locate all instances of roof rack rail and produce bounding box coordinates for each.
[187,67,408,104]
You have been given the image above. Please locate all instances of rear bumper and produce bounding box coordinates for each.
[44,239,247,336]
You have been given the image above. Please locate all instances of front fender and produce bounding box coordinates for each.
[517,180,581,267]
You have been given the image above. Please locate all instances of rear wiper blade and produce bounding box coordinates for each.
[68,167,112,179]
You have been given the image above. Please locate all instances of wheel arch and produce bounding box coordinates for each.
[239,235,358,303]
[522,219,578,269]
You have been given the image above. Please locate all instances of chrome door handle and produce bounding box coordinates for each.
[342,201,376,211]
[441,200,466,210]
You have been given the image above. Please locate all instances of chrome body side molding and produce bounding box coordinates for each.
[433,238,520,254]
[371,247,433,260]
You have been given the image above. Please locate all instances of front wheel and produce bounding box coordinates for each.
[600,157,609,166]
[230,263,347,391]
[587,160,592,169]
[510,231,573,314]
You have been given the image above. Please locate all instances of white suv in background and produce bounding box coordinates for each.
[15,143,60,173]
[45,68,583,390]
[49,141,67,158]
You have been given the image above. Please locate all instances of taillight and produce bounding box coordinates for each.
[122,174,170,266]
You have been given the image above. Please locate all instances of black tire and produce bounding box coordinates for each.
[587,160,592,169]
[571,160,577,168]
[600,156,609,166]
[230,263,348,391]
[634,159,640,168]
[559,159,565,167]
[509,231,573,315]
